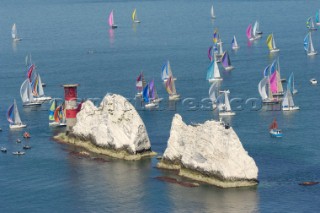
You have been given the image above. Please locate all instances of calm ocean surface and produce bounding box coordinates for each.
[0,0,320,212]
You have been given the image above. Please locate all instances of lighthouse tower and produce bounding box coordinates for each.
[63,84,79,132]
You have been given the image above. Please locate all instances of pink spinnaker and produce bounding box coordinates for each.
[269,71,278,93]
[246,24,252,40]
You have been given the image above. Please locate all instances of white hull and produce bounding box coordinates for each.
[282,106,300,111]
[208,78,223,83]
[292,89,298,95]
[23,102,42,107]
[49,122,67,127]
[145,102,157,109]
[310,79,317,85]
[169,94,180,101]
[219,111,236,116]
[12,151,25,155]
[134,20,140,23]
[152,98,163,104]
[232,46,240,50]
[249,35,261,41]
[9,124,27,129]
[316,22,320,26]
[163,77,177,83]
[34,96,52,103]
[270,48,280,53]
[307,51,317,56]
[224,66,234,71]
[13,38,22,42]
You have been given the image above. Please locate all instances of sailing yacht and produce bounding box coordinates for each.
[221,51,234,71]
[287,72,298,95]
[132,8,141,23]
[304,32,317,56]
[165,76,180,100]
[246,24,260,41]
[306,17,317,31]
[218,90,235,116]
[20,79,41,107]
[316,10,320,26]
[31,73,52,103]
[135,72,146,98]
[143,83,157,109]
[210,5,216,19]
[266,33,280,53]
[49,99,67,127]
[161,60,177,82]
[231,35,240,50]
[108,10,117,29]
[282,89,299,111]
[269,118,282,137]
[258,76,279,104]
[269,58,284,96]
[148,80,163,104]
[7,99,27,129]
[206,60,222,82]
[11,23,22,41]
[209,81,219,110]
[253,21,263,35]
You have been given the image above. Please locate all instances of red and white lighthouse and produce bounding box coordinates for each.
[63,84,79,132]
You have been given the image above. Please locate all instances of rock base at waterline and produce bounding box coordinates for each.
[157,160,258,188]
[54,133,157,161]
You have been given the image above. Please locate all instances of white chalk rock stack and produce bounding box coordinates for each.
[157,114,258,188]
[57,93,156,160]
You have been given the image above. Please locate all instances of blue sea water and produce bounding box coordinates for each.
[0,0,320,212]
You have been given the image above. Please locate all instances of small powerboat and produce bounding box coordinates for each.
[23,145,32,150]
[12,151,25,155]
[270,129,283,138]
[1,147,7,153]
[310,78,317,85]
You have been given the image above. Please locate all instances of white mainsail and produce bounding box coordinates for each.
[13,99,22,124]
[258,77,268,100]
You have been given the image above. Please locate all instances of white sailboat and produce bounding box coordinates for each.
[304,32,317,56]
[258,76,279,104]
[266,33,280,53]
[20,79,41,107]
[218,90,235,116]
[231,35,240,50]
[287,72,298,95]
[11,23,22,41]
[282,89,299,111]
[161,60,177,82]
[209,81,219,110]
[7,99,27,129]
[210,5,216,19]
[132,8,141,23]
[206,60,222,82]
[253,20,263,35]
